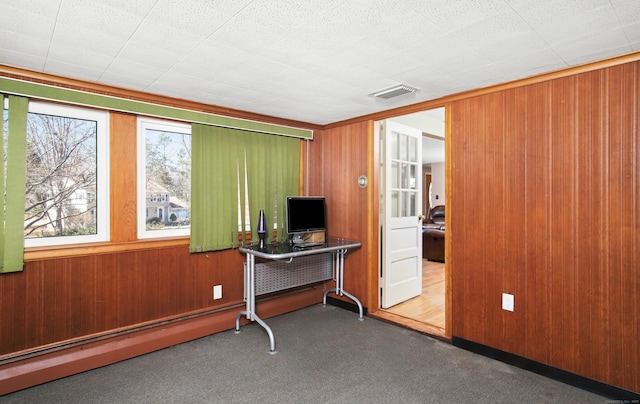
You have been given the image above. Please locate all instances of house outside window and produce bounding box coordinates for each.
[137,117,191,239]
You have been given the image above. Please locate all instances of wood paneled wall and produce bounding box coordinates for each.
[306,122,378,310]
[450,61,639,392]
[0,246,245,355]
[0,67,321,363]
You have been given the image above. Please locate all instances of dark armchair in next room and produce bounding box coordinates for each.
[422,205,445,262]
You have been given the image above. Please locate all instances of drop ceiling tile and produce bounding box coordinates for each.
[0,29,50,57]
[303,58,383,93]
[207,16,286,55]
[370,14,445,51]
[450,10,533,48]
[145,71,207,98]
[625,21,640,50]
[116,42,184,71]
[211,65,283,94]
[51,26,126,58]
[611,0,640,25]
[41,58,105,82]
[257,39,328,69]
[172,43,253,80]
[367,52,431,79]
[0,0,61,18]
[493,47,567,78]
[57,0,146,40]
[239,0,346,34]
[405,0,507,32]
[0,2,58,42]
[46,45,114,73]
[146,0,233,37]
[100,60,166,90]
[551,28,633,65]
[129,19,203,55]
[192,82,245,102]
[0,48,47,72]
[82,0,157,17]
[400,35,475,68]
[318,0,417,37]
[476,31,551,61]
[507,0,606,25]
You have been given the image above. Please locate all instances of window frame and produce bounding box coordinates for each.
[23,101,110,248]
[136,117,191,239]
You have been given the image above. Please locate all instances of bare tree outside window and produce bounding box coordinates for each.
[24,112,98,238]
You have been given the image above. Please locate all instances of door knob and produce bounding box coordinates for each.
[418,214,426,221]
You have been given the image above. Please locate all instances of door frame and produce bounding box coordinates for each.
[368,105,452,341]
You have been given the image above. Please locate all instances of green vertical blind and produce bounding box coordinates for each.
[1,94,28,273]
[190,124,300,252]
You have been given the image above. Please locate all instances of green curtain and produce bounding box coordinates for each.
[190,124,300,252]
[1,94,28,273]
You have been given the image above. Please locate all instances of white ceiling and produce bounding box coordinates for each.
[1,0,639,126]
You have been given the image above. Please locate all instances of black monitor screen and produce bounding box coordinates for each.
[286,196,327,235]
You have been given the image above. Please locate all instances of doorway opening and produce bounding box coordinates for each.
[376,107,447,339]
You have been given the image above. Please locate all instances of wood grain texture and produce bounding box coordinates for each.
[1,52,639,395]
[450,61,640,393]
[110,112,138,242]
[306,122,376,310]
[0,247,245,356]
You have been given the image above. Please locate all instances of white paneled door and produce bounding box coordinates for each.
[380,120,423,309]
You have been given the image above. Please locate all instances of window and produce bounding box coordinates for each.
[137,117,191,239]
[23,101,109,247]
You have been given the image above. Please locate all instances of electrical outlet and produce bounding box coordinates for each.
[502,293,514,312]
[213,285,222,300]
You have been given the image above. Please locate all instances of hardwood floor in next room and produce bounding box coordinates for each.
[373,260,446,340]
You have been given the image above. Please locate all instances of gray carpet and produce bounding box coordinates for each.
[2,304,605,403]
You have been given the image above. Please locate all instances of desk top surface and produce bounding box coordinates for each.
[239,237,361,260]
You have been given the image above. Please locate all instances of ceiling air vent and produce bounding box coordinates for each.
[369,84,418,99]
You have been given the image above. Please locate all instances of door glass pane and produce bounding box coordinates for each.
[391,190,399,217]
[409,164,417,189]
[391,131,398,159]
[400,133,408,161]
[409,136,417,163]
[409,191,416,216]
[391,161,399,188]
[400,162,408,188]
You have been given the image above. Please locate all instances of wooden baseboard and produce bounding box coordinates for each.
[0,286,324,396]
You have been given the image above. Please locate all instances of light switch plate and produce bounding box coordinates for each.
[213,285,222,300]
[502,293,514,312]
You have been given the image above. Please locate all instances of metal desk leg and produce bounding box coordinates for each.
[234,252,277,353]
[323,249,364,320]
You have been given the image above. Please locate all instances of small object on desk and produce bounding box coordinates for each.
[257,209,267,248]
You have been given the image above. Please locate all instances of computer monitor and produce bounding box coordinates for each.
[286,196,327,243]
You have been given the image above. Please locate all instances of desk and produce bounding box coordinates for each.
[236,238,363,353]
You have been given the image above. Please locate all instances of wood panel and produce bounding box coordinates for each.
[110,112,138,242]
[450,61,640,393]
[306,122,377,310]
[0,247,245,356]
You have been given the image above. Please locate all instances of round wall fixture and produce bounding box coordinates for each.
[358,175,368,188]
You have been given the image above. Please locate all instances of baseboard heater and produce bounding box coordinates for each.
[452,337,639,401]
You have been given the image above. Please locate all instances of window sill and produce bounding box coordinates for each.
[24,237,191,261]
